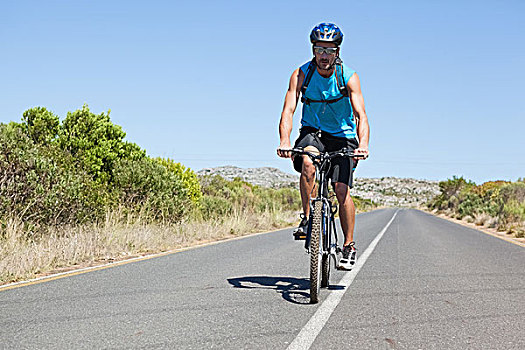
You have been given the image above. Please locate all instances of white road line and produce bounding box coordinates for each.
[287,210,399,350]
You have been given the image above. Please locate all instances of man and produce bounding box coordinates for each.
[277,23,370,270]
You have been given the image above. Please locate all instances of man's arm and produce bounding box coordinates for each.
[347,73,370,159]
[277,68,304,158]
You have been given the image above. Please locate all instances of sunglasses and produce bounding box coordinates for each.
[313,46,338,55]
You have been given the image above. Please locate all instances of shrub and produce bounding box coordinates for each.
[59,104,145,183]
[428,176,525,235]
[21,107,60,145]
[155,158,202,206]
[200,175,253,208]
[199,175,302,216]
[429,176,475,211]
[499,182,525,204]
[2,105,207,229]
[0,123,108,228]
[498,183,525,229]
[457,190,483,218]
[501,200,525,224]
[352,195,377,212]
[200,195,233,218]
[252,186,301,213]
[112,157,191,223]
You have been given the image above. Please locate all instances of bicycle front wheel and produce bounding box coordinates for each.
[309,200,323,304]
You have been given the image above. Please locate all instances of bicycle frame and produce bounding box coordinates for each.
[306,152,340,260]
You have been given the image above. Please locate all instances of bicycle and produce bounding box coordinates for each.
[281,147,363,304]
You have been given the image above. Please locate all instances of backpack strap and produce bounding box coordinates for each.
[300,59,316,105]
[334,58,348,97]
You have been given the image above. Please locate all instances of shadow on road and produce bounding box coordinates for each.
[228,276,333,305]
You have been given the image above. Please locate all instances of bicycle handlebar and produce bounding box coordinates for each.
[279,147,367,160]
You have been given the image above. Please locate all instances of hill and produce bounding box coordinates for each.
[197,166,439,207]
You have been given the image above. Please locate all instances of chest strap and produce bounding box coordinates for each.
[301,94,345,106]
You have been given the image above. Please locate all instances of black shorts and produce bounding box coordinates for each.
[293,126,359,187]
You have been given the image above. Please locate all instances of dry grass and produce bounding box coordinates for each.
[473,213,497,228]
[463,215,474,224]
[0,209,298,284]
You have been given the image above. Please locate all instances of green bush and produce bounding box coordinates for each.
[155,158,202,206]
[199,175,301,215]
[1,105,203,229]
[430,176,475,212]
[112,157,191,223]
[501,200,525,224]
[499,182,525,204]
[498,183,525,228]
[252,186,301,213]
[352,195,377,212]
[428,176,525,234]
[59,104,145,183]
[22,107,60,145]
[0,123,108,228]
[200,195,233,218]
[457,190,483,218]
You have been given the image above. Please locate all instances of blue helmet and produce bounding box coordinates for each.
[310,23,343,46]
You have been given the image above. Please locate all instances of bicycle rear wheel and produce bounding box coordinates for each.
[321,253,330,288]
[309,200,323,304]
[321,204,331,288]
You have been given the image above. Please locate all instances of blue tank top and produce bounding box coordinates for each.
[300,61,356,138]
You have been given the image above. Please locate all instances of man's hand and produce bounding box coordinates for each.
[353,147,369,160]
[277,142,293,158]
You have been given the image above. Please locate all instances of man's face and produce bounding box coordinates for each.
[313,42,339,70]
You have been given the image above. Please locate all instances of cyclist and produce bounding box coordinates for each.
[277,23,370,270]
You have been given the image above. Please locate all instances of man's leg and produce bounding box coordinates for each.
[335,182,357,270]
[292,133,320,238]
[293,155,316,238]
[334,182,356,245]
[300,155,316,217]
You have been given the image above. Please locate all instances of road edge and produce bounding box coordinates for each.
[421,209,525,248]
[0,225,290,292]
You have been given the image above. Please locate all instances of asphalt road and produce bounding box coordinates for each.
[1,209,524,349]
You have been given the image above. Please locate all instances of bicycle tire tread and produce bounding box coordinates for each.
[310,200,323,303]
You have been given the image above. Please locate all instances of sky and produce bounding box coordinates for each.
[1,0,524,184]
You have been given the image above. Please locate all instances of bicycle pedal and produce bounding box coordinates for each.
[293,233,307,240]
